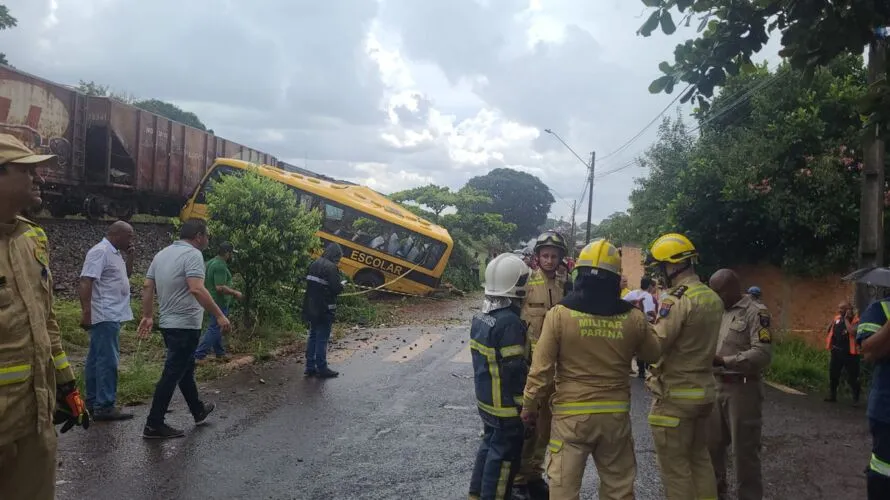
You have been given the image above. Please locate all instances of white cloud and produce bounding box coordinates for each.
[0,0,782,227]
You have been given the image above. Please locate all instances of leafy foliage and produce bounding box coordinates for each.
[205,168,322,328]
[76,81,212,132]
[0,4,17,66]
[390,182,516,291]
[466,168,555,240]
[132,98,209,131]
[637,0,890,131]
[615,58,879,276]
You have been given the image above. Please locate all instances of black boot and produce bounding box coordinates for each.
[527,478,550,500]
[317,367,340,378]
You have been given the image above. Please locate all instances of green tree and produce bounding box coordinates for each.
[626,58,871,275]
[204,168,322,329]
[76,81,211,132]
[466,168,555,240]
[636,0,889,123]
[0,5,16,66]
[133,98,209,131]
[389,185,454,219]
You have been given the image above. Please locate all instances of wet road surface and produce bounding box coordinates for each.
[55,299,871,499]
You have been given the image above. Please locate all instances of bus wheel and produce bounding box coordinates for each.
[354,269,384,297]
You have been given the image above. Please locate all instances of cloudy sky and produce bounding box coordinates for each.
[2,0,778,223]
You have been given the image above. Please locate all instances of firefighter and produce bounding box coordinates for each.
[514,230,570,499]
[708,268,773,500]
[468,253,531,500]
[0,134,90,500]
[856,294,890,499]
[644,232,722,500]
[521,239,661,500]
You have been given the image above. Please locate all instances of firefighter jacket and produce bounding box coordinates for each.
[523,291,661,416]
[646,275,723,407]
[0,216,75,446]
[471,305,528,419]
[302,243,344,323]
[826,314,860,355]
[519,268,569,352]
[714,294,773,376]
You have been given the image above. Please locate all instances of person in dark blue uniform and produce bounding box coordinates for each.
[856,295,890,499]
[469,253,531,500]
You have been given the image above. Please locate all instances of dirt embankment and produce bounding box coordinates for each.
[37,218,176,298]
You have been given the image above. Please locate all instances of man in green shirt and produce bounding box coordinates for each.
[195,242,242,361]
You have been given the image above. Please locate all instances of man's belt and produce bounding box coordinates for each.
[716,373,760,384]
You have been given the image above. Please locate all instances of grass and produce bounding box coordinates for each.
[56,296,319,405]
[765,335,830,392]
[765,334,873,397]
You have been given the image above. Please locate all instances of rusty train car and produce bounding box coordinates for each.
[0,64,280,219]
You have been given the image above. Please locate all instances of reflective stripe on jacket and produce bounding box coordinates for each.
[471,306,528,418]
[0,216,75,446]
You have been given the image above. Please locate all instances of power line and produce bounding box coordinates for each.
[597,84,692,163]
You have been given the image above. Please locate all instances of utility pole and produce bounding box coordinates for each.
[585,151,596,244]
[856,38,887,311]
[569,200,577,259]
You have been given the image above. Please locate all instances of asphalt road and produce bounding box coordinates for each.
[55,298,872,499]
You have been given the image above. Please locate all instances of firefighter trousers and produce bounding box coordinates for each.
[0,428,57,500]
[649,399,717,500]
[709,380,764,500]
[515,383,553,485]
[868,418,890,500]
[547,412,636,500]
[470,413,525,500]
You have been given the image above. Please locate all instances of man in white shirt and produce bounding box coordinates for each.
[624,277,658,378]
[79,221,136,421]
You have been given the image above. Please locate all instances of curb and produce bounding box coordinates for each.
[765,380,807,396]
[216,341,307,373]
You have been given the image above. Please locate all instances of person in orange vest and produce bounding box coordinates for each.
[825,301,861,405]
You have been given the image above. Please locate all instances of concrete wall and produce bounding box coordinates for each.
[619,245,851,346]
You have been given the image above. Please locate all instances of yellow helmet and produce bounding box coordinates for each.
[574,238,622,277]
[644,233,698,267]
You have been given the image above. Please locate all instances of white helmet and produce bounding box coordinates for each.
[484,253,531,298]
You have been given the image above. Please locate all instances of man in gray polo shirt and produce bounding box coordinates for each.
[137,219,230,439]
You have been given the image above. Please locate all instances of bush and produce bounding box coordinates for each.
[204,167,322,330]
[443,240,481,292]
[766,336,829,392]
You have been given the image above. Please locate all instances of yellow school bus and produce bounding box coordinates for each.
[179,159,454,296]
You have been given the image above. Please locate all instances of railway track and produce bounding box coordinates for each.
[37,217,176,298]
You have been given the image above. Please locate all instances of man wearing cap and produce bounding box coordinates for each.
[0,134,90,499]
[195,241,242,362]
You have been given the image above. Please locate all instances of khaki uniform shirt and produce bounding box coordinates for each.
[646,275,723,405]
[0,216,74,446]
[523,304,660,414]
[519,268,567,351]
[715,294,773,376]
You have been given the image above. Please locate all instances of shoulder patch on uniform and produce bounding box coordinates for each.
[758,312,770,328]
[758,328,771,344]
[658,301,673,318]
[670,285,688,298]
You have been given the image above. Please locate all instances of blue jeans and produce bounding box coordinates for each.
[85,321,121,410]
[305,319,333,373]
[195,307,228,359]
[147,329,204,427]
[470,412,525,499]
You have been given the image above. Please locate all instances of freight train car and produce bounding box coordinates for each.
[0,64,277,219]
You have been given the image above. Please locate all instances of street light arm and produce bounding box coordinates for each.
[544,129,591,169]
